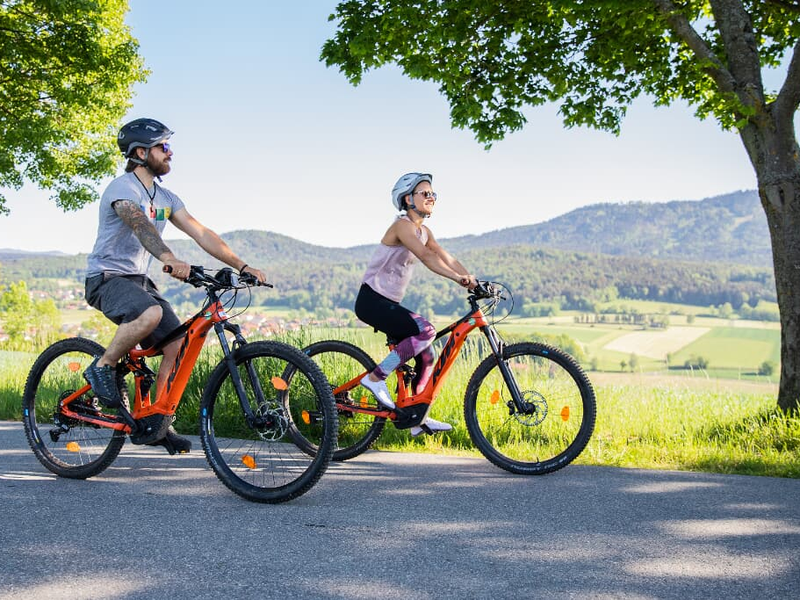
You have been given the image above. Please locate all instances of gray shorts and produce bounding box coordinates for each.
[84,273,181,350]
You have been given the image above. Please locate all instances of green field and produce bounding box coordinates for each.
[495,315,780,380]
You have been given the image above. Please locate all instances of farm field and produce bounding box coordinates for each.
[497,315,780,381]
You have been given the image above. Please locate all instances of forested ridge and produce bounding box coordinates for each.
[0,190,775,313]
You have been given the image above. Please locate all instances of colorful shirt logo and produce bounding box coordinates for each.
[140,204,172,221]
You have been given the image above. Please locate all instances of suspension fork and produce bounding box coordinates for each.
[214,321,266,427]
[481,324,527,411]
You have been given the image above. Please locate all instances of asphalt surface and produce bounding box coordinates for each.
[1,419,798,599]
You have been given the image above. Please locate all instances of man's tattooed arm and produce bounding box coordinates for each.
[112,200,173,260]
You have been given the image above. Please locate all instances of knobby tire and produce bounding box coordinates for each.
[199,341,337,503]
[295,340,385,461]
[22,337,126,479]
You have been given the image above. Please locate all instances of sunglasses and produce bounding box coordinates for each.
[413,190,437,200]
[156,142,171,153]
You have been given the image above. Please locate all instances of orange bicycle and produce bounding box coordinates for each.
[22,266,337,503]
[290,281,596,474]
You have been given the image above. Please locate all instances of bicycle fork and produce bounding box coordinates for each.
[214,321,286,437]
[482,325,534,416]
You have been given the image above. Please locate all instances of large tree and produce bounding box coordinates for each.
[0,0,146,214]
[321,0,800,412]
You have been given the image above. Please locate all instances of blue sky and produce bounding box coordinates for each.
[0,1,781,256]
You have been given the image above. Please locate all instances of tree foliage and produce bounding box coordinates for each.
[0,280,60,348]
[322,1,797,144]
[0,0,147,213]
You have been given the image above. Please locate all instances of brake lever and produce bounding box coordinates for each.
[238,272,274,288]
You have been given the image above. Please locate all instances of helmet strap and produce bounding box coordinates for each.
[406,196,429,219]
[130,148,163,182]
[129,150,147,167]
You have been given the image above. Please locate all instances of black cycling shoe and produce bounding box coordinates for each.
[83,357,122,408]
[146,426,192,455]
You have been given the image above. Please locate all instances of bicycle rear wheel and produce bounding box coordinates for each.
[290,340,386,461]
[199,341,337,503]
[22,337,126,479]
[464,342,596,475]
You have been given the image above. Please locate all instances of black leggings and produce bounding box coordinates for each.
[354,283,436,389]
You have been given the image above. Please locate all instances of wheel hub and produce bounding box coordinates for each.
[506,390,548,426]
[252,403,289,441]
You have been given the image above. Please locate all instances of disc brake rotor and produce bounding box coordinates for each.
[507,390,548,426]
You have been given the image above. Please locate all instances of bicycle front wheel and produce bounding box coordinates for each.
[464,342,596,475]
[22,337,126,479]
[199,341,337,503]
[291,340,385,461]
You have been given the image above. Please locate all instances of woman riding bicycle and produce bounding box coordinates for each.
[356,172,478,437]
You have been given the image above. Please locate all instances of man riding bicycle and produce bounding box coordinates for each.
[82,118,267,453]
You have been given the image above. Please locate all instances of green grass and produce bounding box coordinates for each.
[3,328,798,479]
[369,381,799,478]
[0,350,37,420]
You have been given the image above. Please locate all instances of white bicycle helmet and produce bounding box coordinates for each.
[391,172,432,211]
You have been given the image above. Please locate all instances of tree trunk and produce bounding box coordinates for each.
[742,118,800,413]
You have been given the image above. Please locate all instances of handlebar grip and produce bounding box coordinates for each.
[163,265,173,274]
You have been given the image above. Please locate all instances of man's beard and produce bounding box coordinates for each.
[146,153,171,177]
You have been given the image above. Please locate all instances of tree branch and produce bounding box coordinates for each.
[774,38,800,127]
[650,0,737,95]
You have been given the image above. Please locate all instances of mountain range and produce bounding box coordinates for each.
[0,189,775,313]
[153,188,769,268]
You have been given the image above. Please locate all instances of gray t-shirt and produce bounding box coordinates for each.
[86,172,186,277]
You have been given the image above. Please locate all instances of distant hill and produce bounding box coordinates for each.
[443,190,771,267]
[0,189,776,313]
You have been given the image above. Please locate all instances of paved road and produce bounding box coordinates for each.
[1,420,798,599]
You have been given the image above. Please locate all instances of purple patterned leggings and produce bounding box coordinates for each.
[354,284,437,392]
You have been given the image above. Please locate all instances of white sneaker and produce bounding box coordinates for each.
[360,375,395,409]
[410,418,453,437]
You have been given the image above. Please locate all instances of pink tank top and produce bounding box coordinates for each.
[362,215,429,302]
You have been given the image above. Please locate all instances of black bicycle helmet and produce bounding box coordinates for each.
[117,118,174,158]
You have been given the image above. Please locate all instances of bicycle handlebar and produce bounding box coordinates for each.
[163,265,273,290]
[470,280,502,300]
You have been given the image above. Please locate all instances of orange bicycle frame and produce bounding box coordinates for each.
[58,299,229,434]
[333,304,490,418]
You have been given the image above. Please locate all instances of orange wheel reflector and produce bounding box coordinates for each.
[241,455,257,469]
[66,441,81,452]
[301,410,311,425]
[561,406,570,421]
[360,396,369,408]
[271,376,288,390]
[490,390,501,405]
[68,362,81,372]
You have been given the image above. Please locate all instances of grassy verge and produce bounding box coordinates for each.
[3,333,798,479]
[372,381,798,478]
